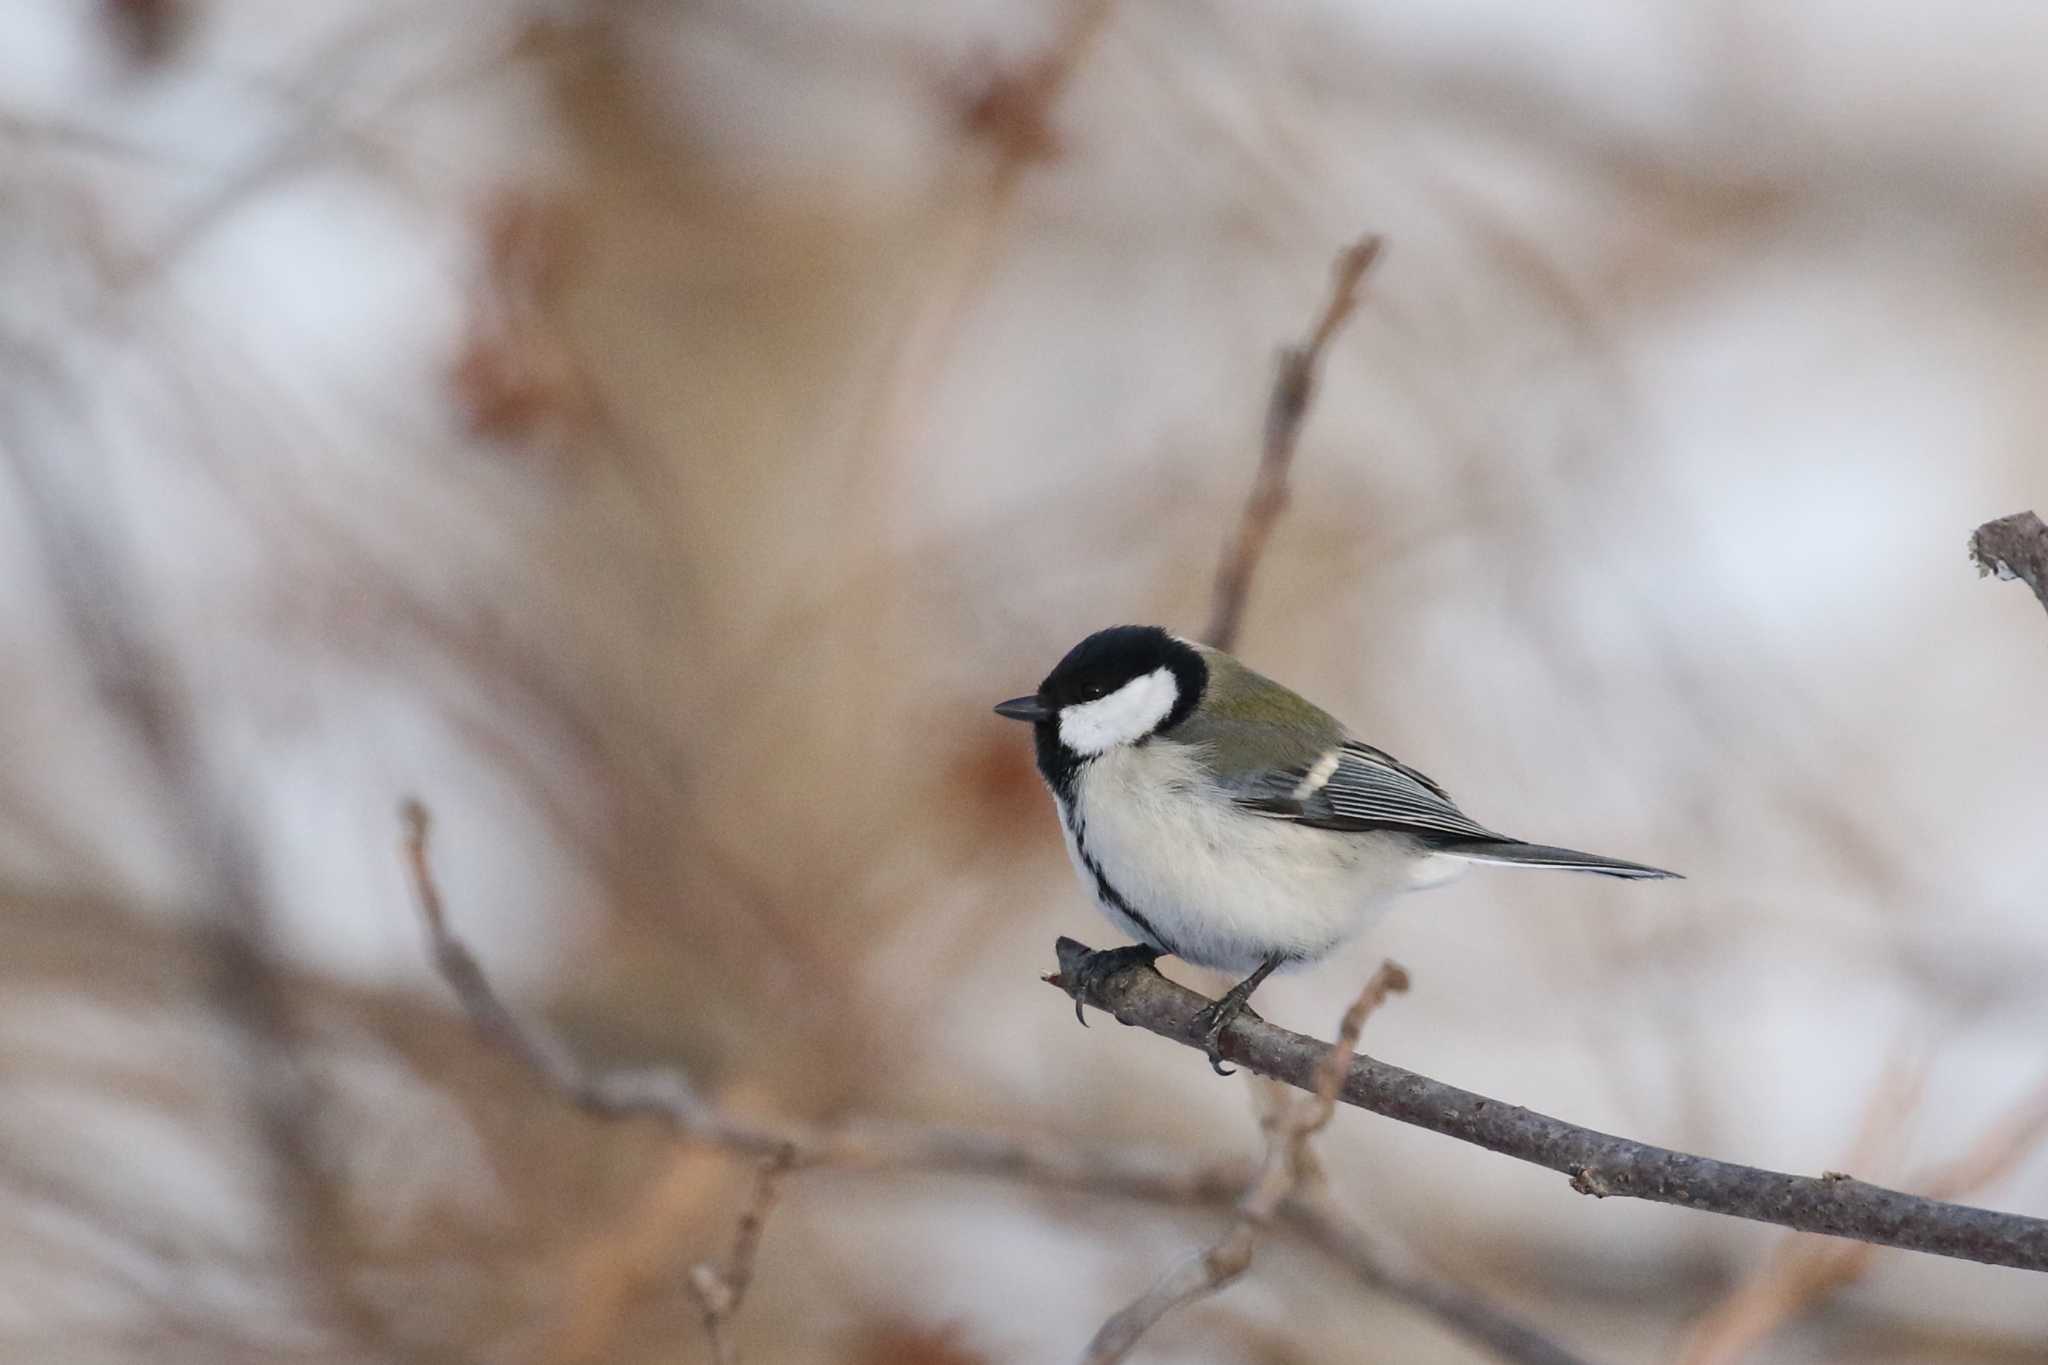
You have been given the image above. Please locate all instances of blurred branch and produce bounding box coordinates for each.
[401,803,1590,1365]
[1048,937,2048,1272]
[957,0,1116,169]
[104,14,553,293]
[545,1119,761,1364]
[1969,510,2048,619]
[1205,234,1384,651]
[104,0,185,63]
[0,439,415,1361]
[1280,1196,1589,1365]
[855,0,1117,481]
[1678,1068,2048,1364]
[1081,961,1408,1365]
[688,1148,795,1365]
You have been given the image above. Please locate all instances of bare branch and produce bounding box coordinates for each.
[689,1149,797,1365]
[1969,510,2048,619]
[401,805,1588,1365]
[1081,961,1408,1364]
[1048,937,2048,1272]
[1205,234,1384,651]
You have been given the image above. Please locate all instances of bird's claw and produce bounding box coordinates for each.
[1062,945,1161,1027]
[1191,995,1261,1076]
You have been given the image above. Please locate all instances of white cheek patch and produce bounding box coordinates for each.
[1059,667,1180,755]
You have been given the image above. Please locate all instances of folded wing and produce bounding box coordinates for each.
[1235,740,1503,841]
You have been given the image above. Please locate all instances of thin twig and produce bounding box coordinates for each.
[1048,936,2048,1272]
[689,1148,797,1365]
[1969,510,2048,619]
[1205,234,1384,651]
[400,805,1590,1365]
[1081,961,1409,1364]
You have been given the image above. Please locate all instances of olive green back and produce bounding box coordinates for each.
[1169,646,1348,787]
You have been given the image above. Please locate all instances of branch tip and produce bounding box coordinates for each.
[1968,510,2048,617]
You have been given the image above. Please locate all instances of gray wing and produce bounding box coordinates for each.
[1231,740,1504,842]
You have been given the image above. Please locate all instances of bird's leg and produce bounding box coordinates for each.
[1190,954,1284,1076]
[1063,944,1162,1026]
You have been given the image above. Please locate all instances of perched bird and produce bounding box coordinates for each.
[995,625,1678,1072]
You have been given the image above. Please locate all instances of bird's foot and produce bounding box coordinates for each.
[1063,944,1161,1026]
[1189,993,1263,1075]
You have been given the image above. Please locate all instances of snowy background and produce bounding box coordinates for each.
[3,1,2046,1361]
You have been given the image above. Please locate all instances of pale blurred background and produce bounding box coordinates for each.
[3,1,2047,1362]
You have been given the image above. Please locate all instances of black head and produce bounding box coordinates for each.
[1035,625,1206,725]
[994,626,1208,790]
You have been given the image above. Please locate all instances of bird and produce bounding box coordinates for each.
[994,624,1678,1073]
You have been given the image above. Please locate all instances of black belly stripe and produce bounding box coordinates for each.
[1065,803,1171,953]
[1083,849,1165,946]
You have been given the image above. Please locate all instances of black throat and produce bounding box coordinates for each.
[1033,721,1083,805]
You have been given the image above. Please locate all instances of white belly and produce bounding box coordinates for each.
[1056,740,1444,974]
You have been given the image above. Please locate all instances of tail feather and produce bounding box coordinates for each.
[1433,839,1680,880]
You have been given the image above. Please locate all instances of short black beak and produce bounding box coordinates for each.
[994,695,1052,724]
